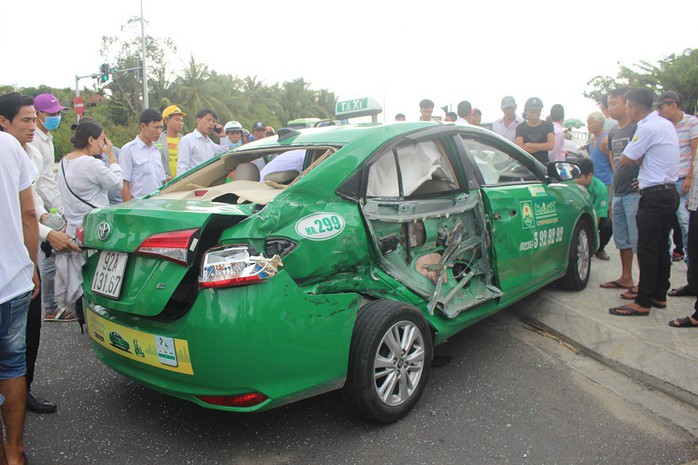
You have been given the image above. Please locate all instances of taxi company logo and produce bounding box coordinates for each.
[520,201,535,229]
[97,222,111,241]
[535,201,557,218]
[295,212,346,241]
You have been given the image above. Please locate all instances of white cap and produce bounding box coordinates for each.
[224,120,243,132]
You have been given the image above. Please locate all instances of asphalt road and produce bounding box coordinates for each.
[25,311,698,465]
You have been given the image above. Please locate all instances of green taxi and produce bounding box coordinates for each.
[81,98,596,423]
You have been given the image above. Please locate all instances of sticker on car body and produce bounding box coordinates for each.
[295,213,346,241]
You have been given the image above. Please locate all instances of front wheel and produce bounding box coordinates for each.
[557,220,592,290]
[342,300,433,423]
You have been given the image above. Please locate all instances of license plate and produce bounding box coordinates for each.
[91,251,128,299]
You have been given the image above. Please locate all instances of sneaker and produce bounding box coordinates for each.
[595,250,610,261]
[672,252,684,262]
[44,308,77,322]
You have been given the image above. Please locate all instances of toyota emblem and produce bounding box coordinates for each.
[97,222,111,241]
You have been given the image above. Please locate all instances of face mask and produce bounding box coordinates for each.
[230,140,242,148]
[43,115,61,131]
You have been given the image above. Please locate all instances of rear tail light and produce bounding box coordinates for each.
[199,246,282,289]
[135,228,200,266]
[196,392,268,408]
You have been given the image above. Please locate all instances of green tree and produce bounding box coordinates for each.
[585,48,698,114]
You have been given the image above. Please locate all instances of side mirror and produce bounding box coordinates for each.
[547,161,581,182]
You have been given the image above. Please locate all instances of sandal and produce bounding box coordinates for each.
[651,299,667,309]
[620,287,639,300]
[609,305,650,316]
[668,317,698,328]
[668,285,697,297]
[600,280,632,289]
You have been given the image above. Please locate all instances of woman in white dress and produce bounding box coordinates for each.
[56,118,122,331]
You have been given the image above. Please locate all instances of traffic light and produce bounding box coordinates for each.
[99,63,110,83]
[137,59,143,80]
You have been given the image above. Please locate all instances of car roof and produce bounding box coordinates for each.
[234,121,457,150]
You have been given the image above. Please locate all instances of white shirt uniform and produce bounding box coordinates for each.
[492,116,524,143]
[29,128,62,211]
[58,156,123,236]
[623,111,679,190]
[119,135,166,199]
[259,150,306,181]
[0,132,36,304]
[25,143,54,242]
[176,129,225,177]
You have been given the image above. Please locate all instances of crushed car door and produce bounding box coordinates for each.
[360,134,502,319]
[458,135,569,301]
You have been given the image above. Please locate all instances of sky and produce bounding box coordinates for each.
[2,0,697,126]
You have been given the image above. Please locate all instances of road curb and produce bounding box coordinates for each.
[514,292,698,409]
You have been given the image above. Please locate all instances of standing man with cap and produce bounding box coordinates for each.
[156,104,185,180]
[655,91,698,268]
[176,108,225,177]
[29,94,69,323]
[516,97,554,164]
[609,88,680,317]
[120,109,167,202]
[221,121,244,150]
[249,121,267,142]
[493,96,524,143]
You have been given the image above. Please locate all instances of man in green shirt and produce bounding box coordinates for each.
[576,158,613,259]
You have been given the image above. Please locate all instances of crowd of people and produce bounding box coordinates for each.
[0,86,697,464]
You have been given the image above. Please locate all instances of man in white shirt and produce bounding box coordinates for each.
[120,109,167,201]
[610,88,680,317]
[176,108,226,176]
[548,104,566,162]
[0,127,40,465]
[29,93,68,325]
[29,93,65,211]
[492,96,524,143]
[259,149,306,182]
[0,93,80,417]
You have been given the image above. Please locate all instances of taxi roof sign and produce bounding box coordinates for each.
[335,97,382,119]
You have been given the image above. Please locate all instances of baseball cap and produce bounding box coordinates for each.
[501,96,516,109]
[655,91,681,107]
[34,94,67,113]
[252,121,266,131]
[224,120,243,132]
[524,97,544,111]
[162,104,186,120]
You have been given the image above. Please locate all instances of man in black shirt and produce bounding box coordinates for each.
[515,97,554,164]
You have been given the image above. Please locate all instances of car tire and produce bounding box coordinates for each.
[558,220,592,290]
[342,300,432,423]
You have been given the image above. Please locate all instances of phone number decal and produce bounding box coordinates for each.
[519,227,564,251]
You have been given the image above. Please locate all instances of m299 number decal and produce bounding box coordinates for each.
[295,213,346,241]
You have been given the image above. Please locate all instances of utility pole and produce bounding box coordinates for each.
[140,0,149,110]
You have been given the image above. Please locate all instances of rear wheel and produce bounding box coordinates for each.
[558,220,592,290]
[343,300,433,423]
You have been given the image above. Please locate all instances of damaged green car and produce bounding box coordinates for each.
[82,101,596,423]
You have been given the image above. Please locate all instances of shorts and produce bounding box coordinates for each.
[612,193,640,252]
[0,291,30,380]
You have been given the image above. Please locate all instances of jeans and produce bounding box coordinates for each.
[675,179,690,264]
[635,189,679,308]
[0,291,30,380]
[612,193,640,252]
[40,250,58,314]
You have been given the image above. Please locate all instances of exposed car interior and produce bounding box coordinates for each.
[157,146,337,205]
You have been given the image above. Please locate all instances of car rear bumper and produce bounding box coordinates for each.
[85,272,360,412]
